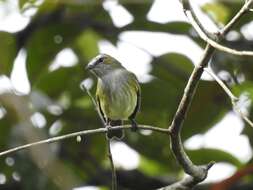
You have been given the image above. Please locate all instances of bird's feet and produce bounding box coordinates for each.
[130,119,138,132]
[105,120,124,140]
[105,124,112,139]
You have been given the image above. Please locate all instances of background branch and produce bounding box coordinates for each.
[182,0,253,57]
[210,164,253,190]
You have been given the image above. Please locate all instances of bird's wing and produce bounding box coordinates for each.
[96,94,106,124]
[129,73,141,119]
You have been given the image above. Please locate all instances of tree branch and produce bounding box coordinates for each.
[0,125,169,157]
[107,140,117,190]
[163,0,253,189]
[182,0,253,57]
[158,164,213,190]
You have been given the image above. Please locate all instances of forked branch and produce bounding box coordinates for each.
[162,0,253,189]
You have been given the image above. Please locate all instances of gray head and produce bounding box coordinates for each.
[86,54,124,77]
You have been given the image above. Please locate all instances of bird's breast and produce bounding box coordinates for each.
[99,71,137,120]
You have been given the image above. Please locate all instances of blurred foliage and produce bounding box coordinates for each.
[0,0,253,190]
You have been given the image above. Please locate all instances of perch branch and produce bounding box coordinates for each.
[163,0,253,189]
[159,164,213,190]
[183,0,253,57]
[107,140,117,190]
[0,125,169,158]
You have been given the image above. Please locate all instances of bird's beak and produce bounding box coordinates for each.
[85,60,96,70]
[85,64,93,70]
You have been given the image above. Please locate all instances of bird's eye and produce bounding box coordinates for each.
[98,57,104,63]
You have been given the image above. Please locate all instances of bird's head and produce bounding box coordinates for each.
[86,54,123,77]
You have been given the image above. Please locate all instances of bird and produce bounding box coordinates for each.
[86,53,141,139]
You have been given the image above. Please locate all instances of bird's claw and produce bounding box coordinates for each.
[130,119,138,132]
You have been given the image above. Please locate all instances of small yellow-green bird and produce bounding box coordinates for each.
[86,54,141,139]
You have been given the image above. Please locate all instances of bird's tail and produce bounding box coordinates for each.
[106,120,124,140]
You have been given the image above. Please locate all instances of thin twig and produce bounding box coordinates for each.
[0,125,169,157]
[107,140,117,190]
[233,102,253,128]
[204,68,253,128]
[80,84,105,125]
[183,0,253,57]
[182,0,218,41]
[245,0,253,11]
[204,68,238,102]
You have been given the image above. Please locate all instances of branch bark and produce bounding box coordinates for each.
[0,123,169,157]
[107,140,117,190]
[182,0,253,56]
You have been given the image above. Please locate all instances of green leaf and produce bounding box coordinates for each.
[151,53,229,138]
[19,0,27,9]
[187,148,243,167]
[0,117,13,149]
[152,53,193,82]
[33,66,82,98]
[123,1,190,34]
[202,2,230,24]
[205,1,253,31]
[75,29,100,61]
[183,81,229,138]
[233,81,253,101]
[0,32,16,75]
[123,0,152,20]
[139,156,169,176]
[127,129,179,174]
[26,22,81,83]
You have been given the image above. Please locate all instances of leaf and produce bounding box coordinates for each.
[205,1,253,31]
[33,65,84,99]
[75,29,100,61]
[19,0,28,9]
[152,53,193,82]
[147,53,194,127]
[151,53,229,138]
[139,156,169,176]
[124,21,191,35]
[122,0,152,20]
[202,2,230,24]
[123,1,190,34]
[26,20,82,83]
[187,148,243,167]
[183,81,229,138]
[0,117,13,149]
[233,81,253,101]
[0,32,17,75]
[127,129,179,174]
